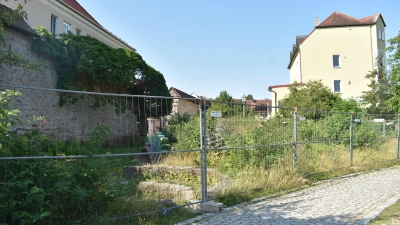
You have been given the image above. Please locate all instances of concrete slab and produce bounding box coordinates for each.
[201,202,223,213]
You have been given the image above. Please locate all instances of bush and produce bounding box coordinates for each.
[0,90,117,224]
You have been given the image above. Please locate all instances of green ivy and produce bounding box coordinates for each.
[31,27,171,115]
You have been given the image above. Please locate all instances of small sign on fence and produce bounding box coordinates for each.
[299,116,306,121]
[211,111,222,118]
[354,118,361,123]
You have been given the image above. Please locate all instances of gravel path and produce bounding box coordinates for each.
[176,166,400,225]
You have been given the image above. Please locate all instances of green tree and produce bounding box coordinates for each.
[388,32,400,112]
[360,56,394,114]
[332,98,362,112]
[215,90,233,102]
[246,94,253,100]
[209,90,238,117]
[280,80,340,111]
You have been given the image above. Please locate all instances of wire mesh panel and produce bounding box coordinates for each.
[295,109,351,175]
[0,84,202,224]
[351,112,398,167]
[204,102,294,202]
[2,83,400,223]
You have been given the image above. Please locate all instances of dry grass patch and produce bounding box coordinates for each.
[369,199,400,225]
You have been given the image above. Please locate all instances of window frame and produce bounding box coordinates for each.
[63,22,71,34]
[76,28,81,35]
[377,29,385,40]
[50,15,57,35]
[334,80,341,93]
[332,55,341,68]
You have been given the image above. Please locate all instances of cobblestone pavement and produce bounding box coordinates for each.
[176,166,400,225]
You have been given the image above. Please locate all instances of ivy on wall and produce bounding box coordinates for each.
[31,27,171,115]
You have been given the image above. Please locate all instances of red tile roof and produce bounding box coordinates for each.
[359,14,377,24]
[61,0,101,26]
[288,12,385,69]
[360,14,386,27]
[169,87,198,99]
[245,99,270,105]
[317,12,385,28]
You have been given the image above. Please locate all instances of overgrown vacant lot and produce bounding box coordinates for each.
[2,89,400,224]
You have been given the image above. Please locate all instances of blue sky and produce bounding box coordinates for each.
[78,0,399,100]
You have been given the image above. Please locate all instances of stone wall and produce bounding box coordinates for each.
[0,26,139,146]
[0,27,57,88]
[169,94,199,116]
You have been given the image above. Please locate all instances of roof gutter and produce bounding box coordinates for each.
[298,46,302,83]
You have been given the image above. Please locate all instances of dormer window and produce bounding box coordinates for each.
[377,29,385,40]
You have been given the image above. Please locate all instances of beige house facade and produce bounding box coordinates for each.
[269,12,386,117]
[3,0,135,50]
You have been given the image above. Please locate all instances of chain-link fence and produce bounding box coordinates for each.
[1,84,399,223]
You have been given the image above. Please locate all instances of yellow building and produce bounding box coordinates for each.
[269,12,386,116]
[2,0,135,50]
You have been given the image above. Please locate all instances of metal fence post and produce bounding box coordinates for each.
[199,97,203,149]
[200,97,208,203]
[293,107,297,171]
[397,114,400,159]
[350,112,354,167]
[383,120,386,137]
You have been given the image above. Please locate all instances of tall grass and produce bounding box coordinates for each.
[155,138,400,208]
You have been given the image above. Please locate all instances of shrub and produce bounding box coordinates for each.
[0,90,117,224]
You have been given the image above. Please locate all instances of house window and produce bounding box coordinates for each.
[334,80,341,93]
[76,28,81,35]
[50,15,57,35]
[377,29,385,40]
[333,55,340,68]
[63,22,71,34]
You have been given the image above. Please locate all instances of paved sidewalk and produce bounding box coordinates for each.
[176,166,400,225]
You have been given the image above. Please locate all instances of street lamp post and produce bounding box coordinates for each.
[242,94,246,118]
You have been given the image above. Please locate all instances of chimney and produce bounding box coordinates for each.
[315,17,320,26]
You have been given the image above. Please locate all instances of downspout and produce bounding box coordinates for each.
[297,46,302,84]
[268,87,277,116]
